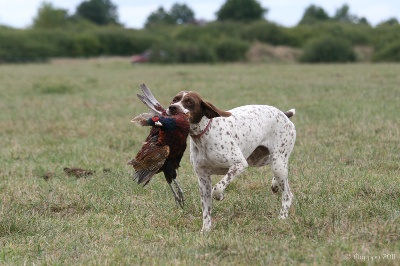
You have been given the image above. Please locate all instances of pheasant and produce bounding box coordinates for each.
[128,84,190,208]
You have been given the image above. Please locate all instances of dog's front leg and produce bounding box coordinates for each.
[212,160,248,201]
[197,171,212,232]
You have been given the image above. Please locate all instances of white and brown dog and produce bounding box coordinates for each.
[168,91,296,232]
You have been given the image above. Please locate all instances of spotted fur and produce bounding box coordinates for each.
[168,92,296,232]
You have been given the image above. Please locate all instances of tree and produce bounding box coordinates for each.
[145,4,196,27]
[145,7,174,27]
[333,4,358,23]
[75,0,119,25]
[357,17,370,26]
[377,17,399,27]
[169,3,195,24]
[216,0,267,22]
[32,2,70,29]
[298,5,329,25]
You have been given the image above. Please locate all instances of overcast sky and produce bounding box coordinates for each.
[0,0,399,29]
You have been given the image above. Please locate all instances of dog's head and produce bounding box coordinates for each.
[167,91,231,124]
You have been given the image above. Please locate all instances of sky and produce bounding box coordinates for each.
[0,0,399,29]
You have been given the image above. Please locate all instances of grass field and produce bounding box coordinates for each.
[1,59,399,265]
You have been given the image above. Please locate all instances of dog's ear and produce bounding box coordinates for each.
[201,100,231,119]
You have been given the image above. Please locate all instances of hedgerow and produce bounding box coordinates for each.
[0,21,398,63]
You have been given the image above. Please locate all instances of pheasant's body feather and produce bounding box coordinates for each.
[129,113,189,186]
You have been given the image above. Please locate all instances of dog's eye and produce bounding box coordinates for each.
[185,99,193,105]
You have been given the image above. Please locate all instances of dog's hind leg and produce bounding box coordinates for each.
[271,155,293,219]
[271,124,296,218]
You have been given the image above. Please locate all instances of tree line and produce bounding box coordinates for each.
[0,0,399,63]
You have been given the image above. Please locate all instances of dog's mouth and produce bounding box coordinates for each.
[169,110,191,121]
[167,106,190,117]
[184,112,191,120]
[167,109,191,122]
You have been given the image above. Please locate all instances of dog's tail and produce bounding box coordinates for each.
[284,109,295,118]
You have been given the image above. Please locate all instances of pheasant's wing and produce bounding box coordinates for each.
[145,127,159,142]
[128,143,169,186]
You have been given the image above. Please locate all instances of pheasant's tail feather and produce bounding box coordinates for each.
[129,144,169,186]
[137,94,163,115]
[140,84,166,113]
[134,169,154,186]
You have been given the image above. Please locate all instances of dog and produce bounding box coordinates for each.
[167,91,296,232]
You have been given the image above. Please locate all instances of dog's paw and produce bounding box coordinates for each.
[271,177,279,193]
[212,186,224,201]
[271,185,279,193]
[200,227,211,234]
[279,209,289,219]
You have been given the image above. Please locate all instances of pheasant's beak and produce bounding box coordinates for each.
[155,121,163,126]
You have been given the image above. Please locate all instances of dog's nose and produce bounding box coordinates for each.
[168,105,177,112]
[167,105,178,115]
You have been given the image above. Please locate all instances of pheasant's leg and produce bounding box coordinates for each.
[173,179,185,207]
[168,180,184,208]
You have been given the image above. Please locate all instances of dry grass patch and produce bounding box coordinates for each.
[246,42,301,63]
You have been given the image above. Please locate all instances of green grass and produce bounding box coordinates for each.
[1,59,399,265]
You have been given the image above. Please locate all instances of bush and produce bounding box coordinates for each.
[291,22,372,48]
[372,41,400,62]
[299,36,356,63]
[67,34,102,57]
[95,29,134,55]
[214,38,249,62]
[0,30,55,63]
[95,28,157,55]
[372,24,400,51]
[174,25,215,42]
[149,41,216,63]
[173,22,245,47]
[0,26,161,62]
[26,29,73,57]
[242,21,297,46]
[204,21,244,39]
